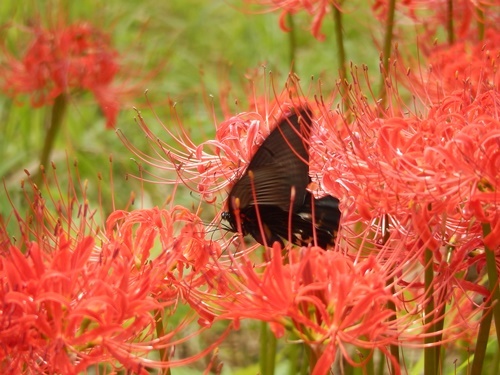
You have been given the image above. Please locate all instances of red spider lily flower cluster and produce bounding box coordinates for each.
[0,167,227,374]
[119,81,322,203]
[126,23,499,366]
[123,66,496,372]
[408,28,500,101]
[373,0,499,42]
[244,0,337,40]
[1,22,125,128]
[205,243,401,373]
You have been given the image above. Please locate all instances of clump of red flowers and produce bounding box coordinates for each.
[409,28,500,101]
[129,66,497,372]
[1,21,125,128]
[243,0,336,40]
[372,0,499,43]
[0,165,226,374]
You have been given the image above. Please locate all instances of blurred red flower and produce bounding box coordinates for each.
[411,29,500,101]
[1,22,125,128]
[121,80,319,204]
[244,0,338,40]
[372,0,498,42]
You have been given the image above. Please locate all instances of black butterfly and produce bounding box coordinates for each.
[222,108,341,248]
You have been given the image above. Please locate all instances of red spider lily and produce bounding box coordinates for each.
[122,67,496,371]
[244,0,338,40]
[1,21,127,128]
[310,65,498,354]
[118,78,323,204]
[200,242,399,373]
[405,29,500,102]
[320,79,500,251]
[372,0,498,42]
[0,166,226,374]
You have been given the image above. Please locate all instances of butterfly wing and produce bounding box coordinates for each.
[224,107,341,248]
[228,109,311,213]
[293,193,341,248]
[239,194,340,248]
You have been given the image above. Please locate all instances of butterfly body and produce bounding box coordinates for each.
[223,108,340,248]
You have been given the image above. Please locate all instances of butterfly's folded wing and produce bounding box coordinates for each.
[242,196,340,248]
[229,110,311,213]
[294,193,341,248]
[224,107,341,248]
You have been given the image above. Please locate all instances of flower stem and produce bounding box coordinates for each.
[476,6,485,40]
[155,313,171,375]
[358,347,374,375]
[446,0,455,44]
[386,281,400,372]
[36,94,67,185]
[471,297,493,375]
[332,3,349,110]
[483,223,500,346]
[260,322,277,375]
[432,302,446,368]
[378,0,396,106]
[287,13,297,70]
[287,340,299,374]
[424,248,438,375]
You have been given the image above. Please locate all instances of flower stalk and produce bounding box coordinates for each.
[287,13,297,68]
[483,223,500,347]
[332,4,348,109]
[260,322,277,375]
[36,93,67,185]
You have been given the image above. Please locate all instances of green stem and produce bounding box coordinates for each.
[476,5,485,41]
[332,3,349,110]
[260,322,277,375]
[446,0,455,45]
[36,94,67,185]
[471,298,493,375]
[386,282,400,373]
[287,340,299,375]
[432,300,446,369]
[424,248,437,375]
[300,345,309,375]
[378,0,396,106]
[287,13,297,70]
[490,346,500,375]
[483,223,500,346]
[375,350,385,375]
[155,312,171,375]
[358,347,374,375]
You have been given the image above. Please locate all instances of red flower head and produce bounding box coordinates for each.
[204,243,400,373]
[372,0,498,43]
[0,165,226,373]
[413,29,500,101]
[121,77,323,205]
[320,62,500,250]
[244,0,338,40]
[1,21,124,128]
[312,66,498,359]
